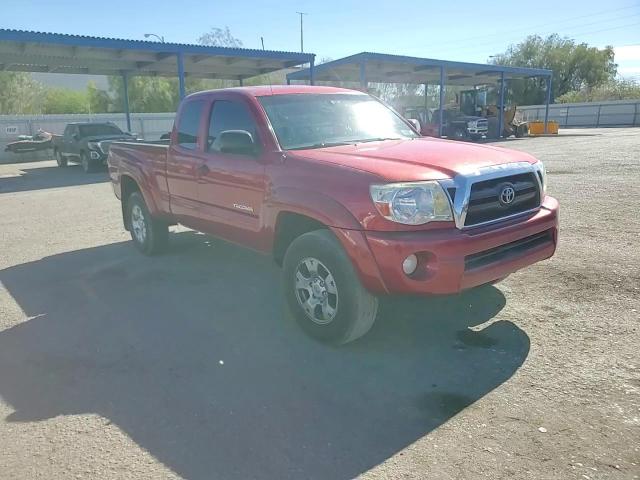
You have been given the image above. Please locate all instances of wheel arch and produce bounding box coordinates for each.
[273,211,327,266]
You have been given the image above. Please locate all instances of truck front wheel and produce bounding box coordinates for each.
[55,150,67,167]
[283,230,379,344]
[80,151,95,173]
[126,192,168,255]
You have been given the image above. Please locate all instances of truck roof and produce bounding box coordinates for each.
[187,85,365,99]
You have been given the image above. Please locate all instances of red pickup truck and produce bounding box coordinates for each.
[108,85,558,344]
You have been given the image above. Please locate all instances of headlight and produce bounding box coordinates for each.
[87,141,101,152]
[534,161,547,193]
[370,181,453,225]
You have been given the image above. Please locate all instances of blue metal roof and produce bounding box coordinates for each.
[0,29,314,79]
[287,52,551,86]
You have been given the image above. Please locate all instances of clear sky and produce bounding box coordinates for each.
[3,0,640,78]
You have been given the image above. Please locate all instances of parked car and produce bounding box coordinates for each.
[404,107,488,140]
[52,122,135,172]
[108,85,558,344]
[4,130,53,153]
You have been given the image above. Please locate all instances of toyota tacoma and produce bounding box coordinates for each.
[107,86,558,344]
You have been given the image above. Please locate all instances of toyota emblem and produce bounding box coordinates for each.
[499,185,516,205]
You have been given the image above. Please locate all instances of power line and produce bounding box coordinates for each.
[447,17,640,56]
[411,4,639,48]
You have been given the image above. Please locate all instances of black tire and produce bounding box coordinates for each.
[126,192,168,255]
[55,150,67,167]
[283,229,378,344]
[515,124,528,138]
[452,128,467,140]
[80,151,95,173]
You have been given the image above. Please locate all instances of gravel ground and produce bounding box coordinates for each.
[0,128,638,480]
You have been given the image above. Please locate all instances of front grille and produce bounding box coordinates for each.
[464,229,553,271]
[464,173,540,227]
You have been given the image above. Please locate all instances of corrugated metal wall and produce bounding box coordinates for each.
[518,100,640,127]
[0,112,175,162]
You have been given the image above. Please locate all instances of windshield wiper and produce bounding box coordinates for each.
[352,137,403,143]
[289,141,354,150]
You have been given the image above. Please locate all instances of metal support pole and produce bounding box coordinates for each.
[544,76,552,133]
[286,77,291,85]
[309,56,315,85]
[122,72,131,133]
[177,52,186,99]
[438,66,445,138]
[498,71,505,139]
[239,78,244,87]
[424,83,428,111]
[359,60,368,91]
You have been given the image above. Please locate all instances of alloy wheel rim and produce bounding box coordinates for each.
[131,204,147,244]
[294,257,338,325]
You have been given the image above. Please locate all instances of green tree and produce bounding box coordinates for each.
[491,34,617,105]
[0,72,45,114]
[87,81,111,113]
[42,88,89,114]
[557,78,640,103]
[197,26,243,48]
[109,76,179,113]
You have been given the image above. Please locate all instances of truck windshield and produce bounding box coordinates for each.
[78,124,124,137]
[258,94,418,150]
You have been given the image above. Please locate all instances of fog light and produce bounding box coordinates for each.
[402,254,418,275]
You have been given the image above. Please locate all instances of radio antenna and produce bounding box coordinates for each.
[261,37,274,95]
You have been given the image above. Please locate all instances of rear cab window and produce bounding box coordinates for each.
[177,100,205,149]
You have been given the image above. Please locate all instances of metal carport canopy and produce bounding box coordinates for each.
[0,29,315,131]
[286,52,551,86]
[287,52,553,137]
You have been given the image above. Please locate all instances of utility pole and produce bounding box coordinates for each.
[296,12,307,53]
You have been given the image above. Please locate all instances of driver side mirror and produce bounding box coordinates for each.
[407,118,421,133]
[218,130,256,155]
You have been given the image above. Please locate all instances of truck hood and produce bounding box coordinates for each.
[291,137,537,181]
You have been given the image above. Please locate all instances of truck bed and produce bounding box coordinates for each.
[108,141,170,212]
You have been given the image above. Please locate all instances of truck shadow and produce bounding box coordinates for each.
[0,231,529,480]
[0,161,108,194]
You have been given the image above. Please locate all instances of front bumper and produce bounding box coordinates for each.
[468,127,488,135]
[334,195,558,295]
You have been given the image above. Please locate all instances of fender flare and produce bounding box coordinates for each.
[118,166,161,217]
[267,186,362,231]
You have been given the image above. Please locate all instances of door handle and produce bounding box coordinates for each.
[196,163,209,176]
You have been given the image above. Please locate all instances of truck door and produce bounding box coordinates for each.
[194,98,266,249]
[63,125,78,158]
[166,99,206,222]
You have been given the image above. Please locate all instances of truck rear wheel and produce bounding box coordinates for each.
[283,229,379,344]
[126,192,168,255]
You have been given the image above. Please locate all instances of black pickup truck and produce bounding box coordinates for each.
[52,122,135,173]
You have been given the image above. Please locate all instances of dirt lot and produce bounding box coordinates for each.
[0,128,638,480]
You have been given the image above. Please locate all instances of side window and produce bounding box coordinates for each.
[177,100,205,150]
[64,125,73,138]
[207,100,258,152]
